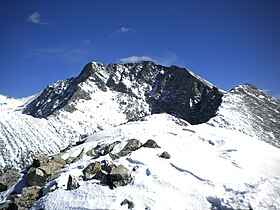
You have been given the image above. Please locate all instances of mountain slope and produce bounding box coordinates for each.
[30,114,280,210]
[208,84,280,148]
[0,95,69,168]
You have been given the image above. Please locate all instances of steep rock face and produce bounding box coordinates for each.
[23,62,107,118]
[23,61,223,125]
[208,84,280,148]
[148,65,223,124]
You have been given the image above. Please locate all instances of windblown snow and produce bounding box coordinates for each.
[32,114,280,210]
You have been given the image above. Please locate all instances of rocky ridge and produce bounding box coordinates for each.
[208,83,280,148]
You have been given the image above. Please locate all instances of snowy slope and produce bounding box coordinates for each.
[32,114,280,210]
[208,84,280,148]
[0,95,69,168]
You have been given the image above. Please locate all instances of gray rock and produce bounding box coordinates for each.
[159,151,171,159]
[109,165,131,187]
[121,199,135,209]
[142,139,161,148]
[82,162,101,180]
[26,168,46,187]
[0,167,20,192]
[39,160,63,180]
[17,186,42,209]
[117,139,142,157]
[67,175,80,190]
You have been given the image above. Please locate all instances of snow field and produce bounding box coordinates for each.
[32,114,280,210]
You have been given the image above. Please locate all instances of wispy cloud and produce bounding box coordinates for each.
[120,56,156,63]
[110,27,135,36]
[119,52,179,67]
[26,39,93,63]
[28,11,53,26]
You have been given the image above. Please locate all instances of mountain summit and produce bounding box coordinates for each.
[23,61,223,124]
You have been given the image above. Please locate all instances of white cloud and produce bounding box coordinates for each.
[110,27,135,36]
[28,11,52,25]
[119,52,180,67]
[120,56,157,63]
[262,89,270,93]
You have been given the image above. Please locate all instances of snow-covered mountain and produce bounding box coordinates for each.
[0,61,224,169]
[0,61,280,209]
[208,83,280,148]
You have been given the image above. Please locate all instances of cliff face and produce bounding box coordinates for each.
[23,61,223,124]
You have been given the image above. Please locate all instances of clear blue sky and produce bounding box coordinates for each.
[0,0,279,98]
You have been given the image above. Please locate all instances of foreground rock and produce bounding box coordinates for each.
[80,161,132,189]
[111,139,142,159]
[0,167,20,192]
[109,165,132,187]
[82,161,101,180]
[26,168,46,187]
[121,199,135,209]
[16,186,42,209]
[67,175,80,190]
[0,153,68,209]
[142,139,161,148]
[159,151,171,159]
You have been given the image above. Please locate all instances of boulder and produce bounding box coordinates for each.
[142,139,161,148]
[109,165,131,187]
[26,168,46,187]
[117,139,142,157]
[159,151,171,159]
[0,167,20,192]
[82,162,101,180]
[121,199,135,209]
[17,186,42,209]
[67,175,80,190]
[39,160,63,180]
